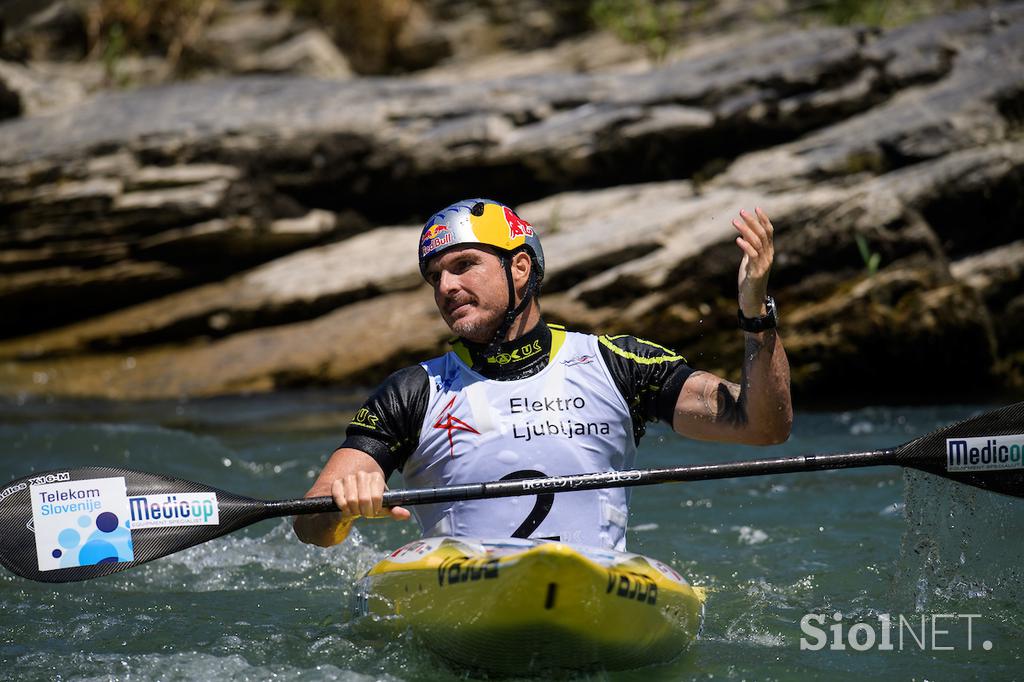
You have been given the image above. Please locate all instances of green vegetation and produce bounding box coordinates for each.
[588,0,692,62]
[854,233,882,276]
[87,0,221,79]
[58,0,1001,82]
[807,0,986,29]
[587,0,992,59]
[100,22,128,85]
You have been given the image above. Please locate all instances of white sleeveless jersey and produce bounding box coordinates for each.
[404,329,637,550]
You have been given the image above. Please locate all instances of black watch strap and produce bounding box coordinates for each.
[738,296,778,332]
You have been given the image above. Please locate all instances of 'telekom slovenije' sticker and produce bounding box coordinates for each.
[30,477,135,571]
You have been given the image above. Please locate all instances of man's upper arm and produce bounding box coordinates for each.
[597,334,695,443]
[339,365,430,477]
[670,370,749,442]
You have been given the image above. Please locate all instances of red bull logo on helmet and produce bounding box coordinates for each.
[503,207,534,239]
[423,224,447,240]
[421,223,453,257]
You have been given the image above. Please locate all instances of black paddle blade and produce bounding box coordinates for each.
[895,402,1024,498]
[0,467,269,583]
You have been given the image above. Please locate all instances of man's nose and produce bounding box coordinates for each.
[438,269,459,294]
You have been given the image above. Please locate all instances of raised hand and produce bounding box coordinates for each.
[732,207,775,318]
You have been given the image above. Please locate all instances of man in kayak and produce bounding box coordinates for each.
[294,198,791,550]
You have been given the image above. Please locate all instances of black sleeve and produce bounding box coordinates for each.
[597,334,695,444]
[340,365,430,477]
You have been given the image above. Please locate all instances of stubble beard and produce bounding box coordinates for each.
[449,310,502,344]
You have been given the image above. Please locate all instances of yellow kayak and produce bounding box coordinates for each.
[354,537,705,674]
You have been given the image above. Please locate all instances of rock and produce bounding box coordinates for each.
[200,2,301,59]
[0,260,189,339]
[0,0,86,62]
[0,225,422,359]
[0,75,19,119]
[0,153,357,335]
[529,144,1018,400]
[0,59,88,117]
[783,258,998,400]
[717,6,1024,191]
[952,240,1024,350]
[422,0,592,55]
[137,209,339,263]
[5,14,1007,194]
[416,32,649,83]
[0,289,448,399]
[390,0,453,71]
[251,30,352,78]
[1,5,1023,401]
[197,3,352,79]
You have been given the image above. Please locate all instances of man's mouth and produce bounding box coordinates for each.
[446,300,473,317]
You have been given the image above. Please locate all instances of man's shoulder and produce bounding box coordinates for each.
[593,332,687,364]
[385,363,431,380]
[374,364,431,397]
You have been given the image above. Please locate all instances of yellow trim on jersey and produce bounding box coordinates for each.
[452,325,568,367]
[452,341,473,367]
[598,334,687,364]
[549,326,567,362]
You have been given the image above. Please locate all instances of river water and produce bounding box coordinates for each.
[1,394,1021,681]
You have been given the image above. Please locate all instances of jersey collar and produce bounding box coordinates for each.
[452,320,565,380]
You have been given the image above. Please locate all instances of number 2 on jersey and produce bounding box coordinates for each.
[499,469,556,540]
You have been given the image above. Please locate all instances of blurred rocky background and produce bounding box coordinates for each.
[0,0,1021,404]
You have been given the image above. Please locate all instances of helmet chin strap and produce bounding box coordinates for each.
[474,255,536,371]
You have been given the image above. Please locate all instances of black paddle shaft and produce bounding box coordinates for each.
[280,449,896,514]
[2,402,1022,583]
[284,400,1024,510]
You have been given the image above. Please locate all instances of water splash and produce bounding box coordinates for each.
[892,469,1024,616]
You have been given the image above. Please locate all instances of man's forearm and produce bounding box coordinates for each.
[738,328,792,444]
[672,329,792,445]
[292,447,384,547]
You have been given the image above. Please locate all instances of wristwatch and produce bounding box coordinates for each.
[738,296,778,332]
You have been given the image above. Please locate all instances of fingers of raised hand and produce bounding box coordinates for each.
[735,236,758,261]
[754,207,774,237]
[733,208,775,264]
[732,209,771,249]
[733,208,765,250]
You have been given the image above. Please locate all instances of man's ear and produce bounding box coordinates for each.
[511,251,533,291]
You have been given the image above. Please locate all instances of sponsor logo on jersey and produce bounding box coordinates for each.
[351,407,380,430]
[487,339,543,366]
[433,395,480,458]
[562,354,595,367]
